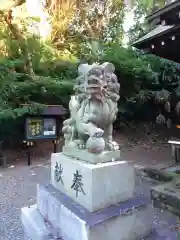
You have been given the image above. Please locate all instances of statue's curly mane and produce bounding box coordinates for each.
[75,63,120,103]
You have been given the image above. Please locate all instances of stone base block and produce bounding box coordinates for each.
[24,230,30,240]
[36,184,152,240]
[21,205,54,240]
[51,153,135,212]
[21,202,179,240]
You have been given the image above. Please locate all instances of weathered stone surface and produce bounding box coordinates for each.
[87,204,152,240]
[37,184,150,227]
[24,230,30,240]
[151,179,180,211]
[143,167,173,182]
[36,185,61,238]
[51,153,135,212]
[62,146,120,164]
[32,185,153,240]
[21,194,179,240]
[62,62,120,153]
[21,205,53,240]
[23,204,153,240]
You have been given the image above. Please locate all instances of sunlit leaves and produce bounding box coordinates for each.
[127,0,166,44]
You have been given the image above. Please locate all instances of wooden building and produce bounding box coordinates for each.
[133,0,180,63]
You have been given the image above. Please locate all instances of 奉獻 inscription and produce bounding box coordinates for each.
[54,162,64,185]
[71,170,85,197]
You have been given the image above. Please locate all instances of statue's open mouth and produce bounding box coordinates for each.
[87,76,100,85]
[86,86,101,95]
[86,76,104,95]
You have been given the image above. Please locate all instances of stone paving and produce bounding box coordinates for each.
[0,158,180,240]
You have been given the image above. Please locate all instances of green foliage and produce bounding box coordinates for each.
[97,43,180,122]
[0,0,179,143]
[1,40,180,131]
[0,60,75,142]
[127,0,165,44]
[0,67,74,110]
[102,43,179,92]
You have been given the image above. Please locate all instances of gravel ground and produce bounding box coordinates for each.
[0,160,50,240]
[0,155,179,239]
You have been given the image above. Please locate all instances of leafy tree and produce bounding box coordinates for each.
[125,0,165,11]
[127,0,166,44]
[0,0,179,144]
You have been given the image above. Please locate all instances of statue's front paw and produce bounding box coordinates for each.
[91,128,104,138]
[78,143,86,149]
[107,141,119,151]
[75,140,86,149]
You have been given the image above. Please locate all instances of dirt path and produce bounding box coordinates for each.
[3,125,173,168]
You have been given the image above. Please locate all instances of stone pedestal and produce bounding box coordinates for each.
[21,152,153,240]
[22,184,152,240]
[51,153,135,212]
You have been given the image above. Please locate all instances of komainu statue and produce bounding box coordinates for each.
[62,62,120,154]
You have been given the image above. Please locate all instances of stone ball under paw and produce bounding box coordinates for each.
[86,136,105,154]
[68,141,78,148]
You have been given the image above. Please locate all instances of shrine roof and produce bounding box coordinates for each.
[133,25,174,46]
[132,24,180,63]
[146,0,180,23]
